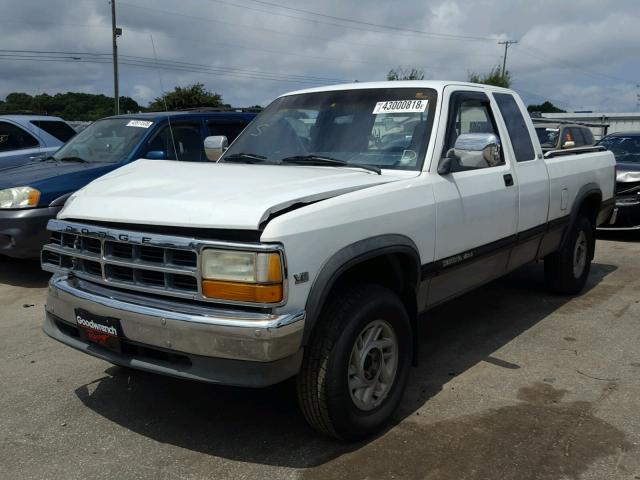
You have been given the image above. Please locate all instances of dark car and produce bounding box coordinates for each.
[0,111,255,258]
[597,131,640,230]
[533,122,596,153]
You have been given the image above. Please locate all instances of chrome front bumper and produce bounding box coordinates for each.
[44,275,306,386]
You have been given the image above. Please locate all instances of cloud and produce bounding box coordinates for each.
[0,0,637,112]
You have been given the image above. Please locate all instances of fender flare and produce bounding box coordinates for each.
[561,182,602,255]
[302,234,421,344]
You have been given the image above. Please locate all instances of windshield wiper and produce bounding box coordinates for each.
[222,152,269,163]
[280,155,381,175]
[57,156,89,163]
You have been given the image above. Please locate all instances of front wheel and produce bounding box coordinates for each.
[297,284,412,440]
[544,214,594,294]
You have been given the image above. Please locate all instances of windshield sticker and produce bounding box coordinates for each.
[373,99,428,114]
[126,120,153,128]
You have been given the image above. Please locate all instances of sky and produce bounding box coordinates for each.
[0,0,638,113]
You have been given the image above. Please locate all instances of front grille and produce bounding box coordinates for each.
[43,225,200,300]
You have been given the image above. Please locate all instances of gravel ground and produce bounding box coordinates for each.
[1,232,639,480]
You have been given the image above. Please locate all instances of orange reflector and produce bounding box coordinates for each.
[27,189,40,206]
[202,280,283,303]
[266,253,283,282]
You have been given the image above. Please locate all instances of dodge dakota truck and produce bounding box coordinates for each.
[41,81,615,440]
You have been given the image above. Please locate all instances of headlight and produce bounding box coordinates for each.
[0,187,40,209]
[201,249,284,303]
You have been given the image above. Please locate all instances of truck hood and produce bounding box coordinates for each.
[60,159,410,230]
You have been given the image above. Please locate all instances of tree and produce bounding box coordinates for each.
[148,83,224,111]
[468,65,511,88]
[387,67,425,81]
[527,101,566,113]
[0,91,143,120]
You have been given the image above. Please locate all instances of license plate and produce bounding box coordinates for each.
[75,309,123,353]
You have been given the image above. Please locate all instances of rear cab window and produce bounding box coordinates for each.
[30,120,77,143]
[493,93,536,162]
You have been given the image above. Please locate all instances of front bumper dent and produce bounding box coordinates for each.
[44,275,305,386]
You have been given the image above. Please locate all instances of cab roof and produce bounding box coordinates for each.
[282,80,515,97]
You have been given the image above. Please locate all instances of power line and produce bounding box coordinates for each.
[0,49,347,81]
[120,1,495,57]
[205,0,497,42]
[517,44,637,85]
[0,51,348,84]
[512,85,583,110]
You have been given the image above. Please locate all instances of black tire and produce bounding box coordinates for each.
[296,284,412,440]
[544,214,594,295]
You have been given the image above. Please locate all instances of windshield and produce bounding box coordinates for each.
[221,87,437,171]
[598,135,640,163]
[53,118,152,163]
[535,127,559,148]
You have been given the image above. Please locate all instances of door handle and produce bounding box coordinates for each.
[29,154,46,160]
[503,173,514,187]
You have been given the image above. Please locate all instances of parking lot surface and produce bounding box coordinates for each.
[1,233,639,480]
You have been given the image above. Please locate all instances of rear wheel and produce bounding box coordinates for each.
[544,214,594,294]
[296,284,412,440]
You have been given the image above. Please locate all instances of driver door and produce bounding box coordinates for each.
[427,89,519,305]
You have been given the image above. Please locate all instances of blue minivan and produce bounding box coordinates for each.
[0,111,255,258]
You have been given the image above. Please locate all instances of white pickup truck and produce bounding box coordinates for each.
[41,81,615,440]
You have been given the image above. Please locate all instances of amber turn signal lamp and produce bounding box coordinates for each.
[202,280,283,303]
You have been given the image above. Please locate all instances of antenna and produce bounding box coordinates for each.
[150,34,178,160]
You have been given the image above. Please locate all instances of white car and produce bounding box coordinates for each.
[41,81,615,440]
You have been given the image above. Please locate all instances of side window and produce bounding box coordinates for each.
[30,120,76,143]
[493,93,536,162]
[443,92,504,170]
[562,128,574,147]
[0,121,39,151]
[144,122,204,162]
[570,127,585,147]
[207,121,247,144]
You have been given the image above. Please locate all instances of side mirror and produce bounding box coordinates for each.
[439,133,501,173]
[562,140,575,149]
[145,150,166,160]
[438,154,460,174]
[204,135,228,161]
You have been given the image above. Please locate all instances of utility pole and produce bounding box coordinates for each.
[111,0,122,115]
[498,40,518,80]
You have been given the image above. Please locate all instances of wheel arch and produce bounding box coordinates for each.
[303,234,421,347]
[563,183,602,259]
